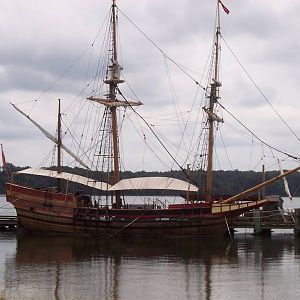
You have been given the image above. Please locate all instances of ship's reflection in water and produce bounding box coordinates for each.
[1,232,300,299]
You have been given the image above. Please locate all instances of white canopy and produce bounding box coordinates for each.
[16,168,110,191]
[108,177,198,192]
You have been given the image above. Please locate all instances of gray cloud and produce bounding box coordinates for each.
[0,0,299,172]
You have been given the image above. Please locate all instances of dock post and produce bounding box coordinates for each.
[294,209,300,237]
[254,209,261,235]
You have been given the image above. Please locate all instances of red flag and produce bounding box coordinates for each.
[219,0,230,14]
[1,144,11,182]
[1,144,7,166]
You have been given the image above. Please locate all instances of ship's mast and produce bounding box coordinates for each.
[87,0,141,208]
[57,98,62,191]
[206,2,223,202]
[110,0,121,208]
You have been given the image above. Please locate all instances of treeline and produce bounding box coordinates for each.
[1,164,300,197]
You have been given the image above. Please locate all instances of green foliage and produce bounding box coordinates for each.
[1,164,300,197]
[0,163,23,193]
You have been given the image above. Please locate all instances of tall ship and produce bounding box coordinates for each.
[4,0,300,236]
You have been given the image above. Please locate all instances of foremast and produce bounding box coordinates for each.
[88,0,141,209]
[205,1,224,202]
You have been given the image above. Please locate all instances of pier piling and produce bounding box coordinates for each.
[253,209,261,235]
[295,209,300,237]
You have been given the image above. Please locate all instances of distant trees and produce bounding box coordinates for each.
[0,163,23,193]
[1,164,300,197]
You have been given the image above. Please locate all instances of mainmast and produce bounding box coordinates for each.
[205,1,223,202]
[109,0,121,208]
[88,0,141,209]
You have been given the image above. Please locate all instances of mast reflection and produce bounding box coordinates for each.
[1,233,297,299]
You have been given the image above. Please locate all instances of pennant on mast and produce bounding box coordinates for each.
[219,0,230,14]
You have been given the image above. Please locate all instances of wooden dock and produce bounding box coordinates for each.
[0,216,18,230]
[227,196,300,235]
[229,208,300,235]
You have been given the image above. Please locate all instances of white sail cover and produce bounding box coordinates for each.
[16,168,110,191]
[109,177,198,192]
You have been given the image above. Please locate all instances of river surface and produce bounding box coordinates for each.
[0,195,300,300]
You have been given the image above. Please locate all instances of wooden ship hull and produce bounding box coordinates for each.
[6,183,269,236]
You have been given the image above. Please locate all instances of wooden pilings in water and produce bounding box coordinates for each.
[253,209,261,235]
[253,208,271,236]
[295,209,300,237]
[254,195,280,235]
[230,196,299,236]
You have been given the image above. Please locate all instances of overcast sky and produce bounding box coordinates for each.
[1,0,300,173]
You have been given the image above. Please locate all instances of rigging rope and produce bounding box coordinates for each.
[221,34,300,144]
[116,87,194,182]
[26,46,95,116]
[217,100,300,161]
[117,7,206,91]
[13,10,111,116]
[219,129,233,170]
[125,110,172,169]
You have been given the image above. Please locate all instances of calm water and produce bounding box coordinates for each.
[0,195,300,299]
